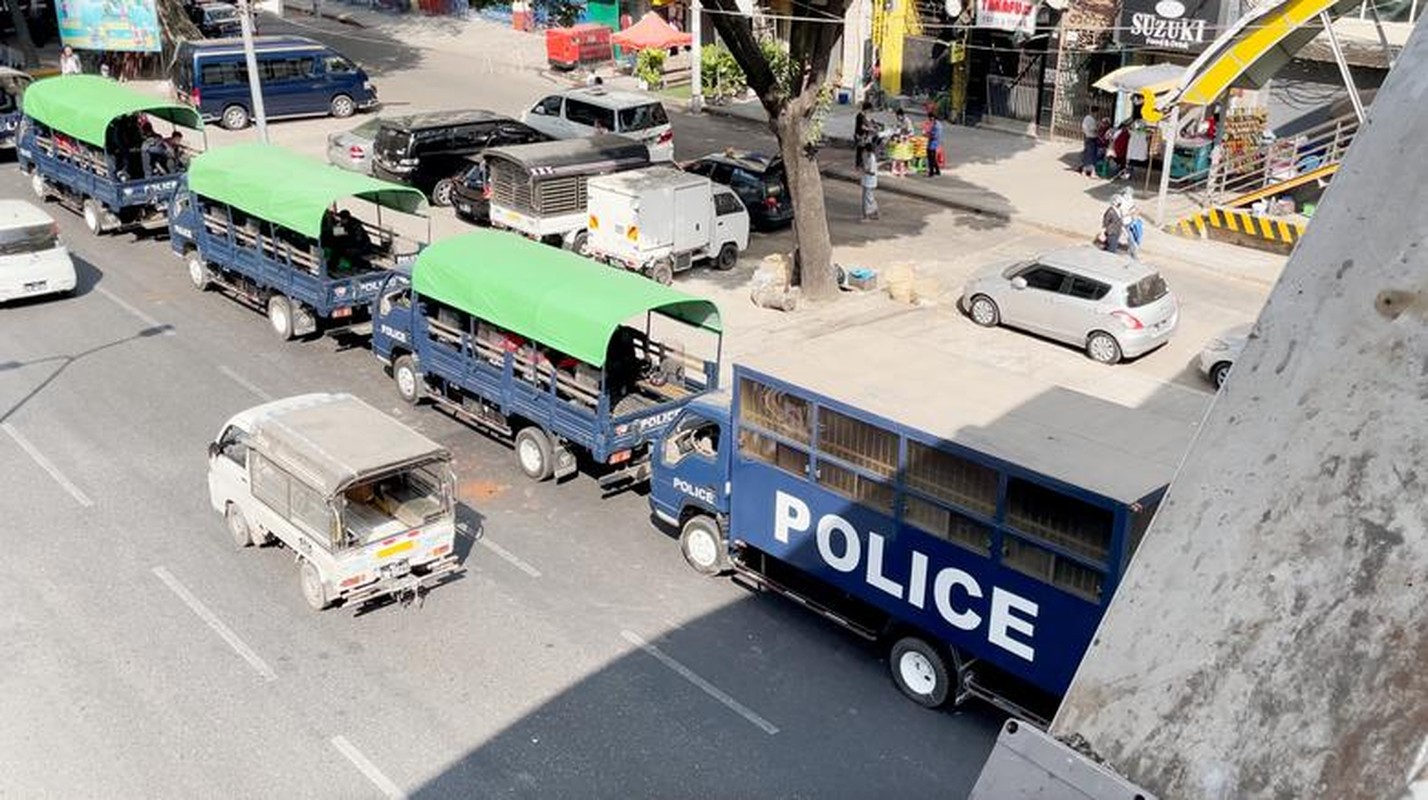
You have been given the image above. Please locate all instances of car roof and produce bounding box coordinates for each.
[0,199,54,228]
[379,109,511,132]
[553,87,662,109]
[1036,246,1159,284]
[199,2,237,10]
[695,150,781,172]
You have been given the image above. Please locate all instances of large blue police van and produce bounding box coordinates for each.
[172,36,378,131]
[649,342,1192,723]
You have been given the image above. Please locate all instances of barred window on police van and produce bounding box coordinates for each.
[250,453,290,516]
[1003,535,1103,602]
[905,440,999,518]
[738,377,811,445]
[738,427,808,479]
[817,407,898,480]
[1005,478,1112,564]
[904,494,991,555]
[816,459,894,516]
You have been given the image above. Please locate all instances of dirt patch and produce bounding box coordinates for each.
[460,479,509,503]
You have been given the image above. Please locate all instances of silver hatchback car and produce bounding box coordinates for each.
[961,247,1179,364]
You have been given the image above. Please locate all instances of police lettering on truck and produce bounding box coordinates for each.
[774,490,1039,662]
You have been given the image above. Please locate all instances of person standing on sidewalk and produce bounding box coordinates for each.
[860,147,880,222]
[925,113,943,177]
[60,46,82,75]
[854,101,874,169]
[1100,195,1125,253]
[1080,109,1099,176]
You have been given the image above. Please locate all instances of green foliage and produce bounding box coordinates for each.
[759,39,797,96]
[701,44,745,96]
[635,48,667,89]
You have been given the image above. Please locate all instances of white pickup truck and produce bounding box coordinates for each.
[585,166,749,284]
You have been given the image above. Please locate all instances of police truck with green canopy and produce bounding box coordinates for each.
[19,75,205,235]
[170,143,428,340]
[371,229,721,486]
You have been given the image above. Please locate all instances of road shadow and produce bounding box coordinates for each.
[265,12,424,76]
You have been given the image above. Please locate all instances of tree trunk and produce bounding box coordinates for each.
[771,107,836,300]
[6,3,39,68]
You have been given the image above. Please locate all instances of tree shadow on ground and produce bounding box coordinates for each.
[265,12,424,76]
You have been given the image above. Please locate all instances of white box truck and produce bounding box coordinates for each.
[586,166,749,285]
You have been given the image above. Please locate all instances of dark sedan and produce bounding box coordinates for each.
[681,150,793,230]
[450,156,490,225]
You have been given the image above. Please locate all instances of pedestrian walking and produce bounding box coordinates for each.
[925,113,943,177]
[1080,109,1098,177]
[860,147,879,222]
[1099,195,1124,253]
[60,46,82,75]
[854,100,874,169]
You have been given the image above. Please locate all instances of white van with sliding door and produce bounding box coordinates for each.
[207,392,461,611]
[522,87,674,161]
[0,199,75,303]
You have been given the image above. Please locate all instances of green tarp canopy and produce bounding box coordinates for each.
[412,230,722,367]
[188,143,427,239]
[22,75,203,148]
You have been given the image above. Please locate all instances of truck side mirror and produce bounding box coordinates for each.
[1011,276,1028,290]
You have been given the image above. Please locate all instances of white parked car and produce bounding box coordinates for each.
[0,199,76,303]
[522,87,674,162]
[1199,325,1250,389]
[960,246,1179,364]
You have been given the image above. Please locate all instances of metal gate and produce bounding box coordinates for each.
[986,74,1040,122]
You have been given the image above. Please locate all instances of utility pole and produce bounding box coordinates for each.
[238,0,269,143]
[690,0,704,114]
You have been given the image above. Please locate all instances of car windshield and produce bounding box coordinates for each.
[0,222,57,256]
[1126,273,1169,307]
[618,103,669,132]
[206,6,237,20]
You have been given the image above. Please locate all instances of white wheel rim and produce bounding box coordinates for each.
[898,651,938,696]
[972,299,994,325]
[435,183,451,205]
[225,108,245,128]
[271,304,288,334]
[302,567,322,605]
[189,259,203,286]
[686,526,718,568]
[397,366,416,398]
[85,206,98,231]
[1090,336,1117,362]
[518,437,543,474]
[335,97,353,115]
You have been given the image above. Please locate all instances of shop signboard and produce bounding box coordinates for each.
[57,0,162,52]
[976,0,1037,35]
[1117,0,1223,52]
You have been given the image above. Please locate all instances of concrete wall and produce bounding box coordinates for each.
[1050,23,1428,800]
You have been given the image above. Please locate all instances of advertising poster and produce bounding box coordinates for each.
[57,0,163,52]
[976,0,1037,35]
[1117,0,1223,52]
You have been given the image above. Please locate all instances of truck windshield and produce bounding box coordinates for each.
[339,461,449,546]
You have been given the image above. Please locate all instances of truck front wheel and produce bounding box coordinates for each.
[889,636,952,708]
[299,560,330,611]
[267,295,295,341]
[514,427,554,481]
[680,515,730,576]
[225,503,253,548]
[649,259,674,285]
[393,355,422,405]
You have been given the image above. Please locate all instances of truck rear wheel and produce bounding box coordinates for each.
[569,230,588,255]
[299,560,330,611]
[889,636,951,708]
[267,295,295,341]
[187,253,212,291]
[82,199,104,235]
[393,355,422,405]
[649,259,674,286]
[680,515,730,576]
[514,427,554,481]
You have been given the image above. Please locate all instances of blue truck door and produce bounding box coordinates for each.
[652,407,730,524]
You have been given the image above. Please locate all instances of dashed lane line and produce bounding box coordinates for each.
[153,566,278,682]
[621,629,780,736]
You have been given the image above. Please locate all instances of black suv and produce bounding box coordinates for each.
[371,111,549,206]
[682,151,793,230]
[188,2,243,38]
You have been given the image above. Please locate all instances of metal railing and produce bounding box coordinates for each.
[1172,112,1361,209]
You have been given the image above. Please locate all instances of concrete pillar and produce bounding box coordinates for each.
[1050,25,1428,799]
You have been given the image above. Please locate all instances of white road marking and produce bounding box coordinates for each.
[2,422,93,507]
[620,629,780,736]
[479,538,541,579]
[152,566,277,682]
[95,287,174,335]
[331,735,407,800]
[218,366,274,401]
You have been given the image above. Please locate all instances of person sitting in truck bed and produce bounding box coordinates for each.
[323,209,374,273]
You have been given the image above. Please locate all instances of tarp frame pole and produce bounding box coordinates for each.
[1155,105,1180,227]
[1366,2,1397,70]
[1321,11,1367,125]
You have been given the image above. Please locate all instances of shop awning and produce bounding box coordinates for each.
[610,12,692,52]
[1092,63,1185,96]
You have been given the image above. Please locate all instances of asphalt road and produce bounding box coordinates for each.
[0,158,1003,797]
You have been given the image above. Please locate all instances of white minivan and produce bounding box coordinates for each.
[523,87,674,161]
[0,200,76,303]
[208,393,461,611]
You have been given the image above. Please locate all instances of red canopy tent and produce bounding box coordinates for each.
[611,12,693,52]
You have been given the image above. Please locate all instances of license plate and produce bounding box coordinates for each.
[23,280,46,293]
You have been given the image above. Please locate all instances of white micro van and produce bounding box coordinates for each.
[207,392,460,610]
[0,199,76,303]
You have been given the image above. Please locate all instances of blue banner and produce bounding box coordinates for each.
[57,0,162,53]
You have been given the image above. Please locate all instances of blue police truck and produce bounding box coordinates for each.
[649,345,1192,722]
[370,229,722,486]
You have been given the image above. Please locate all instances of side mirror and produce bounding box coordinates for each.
[531,105,546,116]
[207,441,220,459]
[1011,276,1028,290]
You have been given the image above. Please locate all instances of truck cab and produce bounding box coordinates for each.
[649,394,734,572]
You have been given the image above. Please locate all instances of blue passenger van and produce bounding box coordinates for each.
[172,36,377,131]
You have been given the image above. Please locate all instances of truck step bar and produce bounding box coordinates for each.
[425,387,514,438]
[730,558,882,642]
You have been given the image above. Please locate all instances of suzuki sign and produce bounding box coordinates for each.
[1117,0,1223,52]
